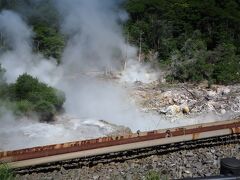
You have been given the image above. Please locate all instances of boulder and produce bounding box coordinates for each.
[168,98,174,105]
[181,105,190,114]
[217,86,231,95]
[207,102,216,111]
[162,91,172,98]
[166,105,181,115]
[207,90,217,97]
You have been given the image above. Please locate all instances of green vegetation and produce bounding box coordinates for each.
[145,170,168,180]
[146,171,160,180]
[0,67,65,121]
[125,0,240,84]
[12,74,65,121]
[0,163,15,180]
[2,0,239,84]
[33,23,64,63]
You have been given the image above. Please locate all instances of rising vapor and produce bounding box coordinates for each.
[0,1,164,151]
[54,0,135,72]
[0,10,60,85]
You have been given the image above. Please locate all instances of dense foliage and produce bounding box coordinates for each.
[125,0,240,84]
[33,23,64,63]
[0,67,65,121]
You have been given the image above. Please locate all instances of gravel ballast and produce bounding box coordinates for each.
[16,143,240,180]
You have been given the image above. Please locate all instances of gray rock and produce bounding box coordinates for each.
[16,144,240,179]
[93,175,99,180]
[186,152,194,157]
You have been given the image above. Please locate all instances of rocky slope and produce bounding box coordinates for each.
[130,82,240,121]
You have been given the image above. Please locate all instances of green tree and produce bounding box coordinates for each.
[33,23,64,63]
[212,43,240,84]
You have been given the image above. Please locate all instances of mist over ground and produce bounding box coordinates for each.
[0,0,161,150]
[0,0,231,150]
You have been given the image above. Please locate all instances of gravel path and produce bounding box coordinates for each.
[16,143,240,180]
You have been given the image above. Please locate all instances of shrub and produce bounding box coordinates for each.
[34,100,56,122]
[146,171,160,180]
[0,163,15,180]
[145,170,169,180]
[15,100,33,116]
[0,73,65,121]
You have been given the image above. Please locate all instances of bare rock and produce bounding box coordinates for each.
[166,105,181,115]
[207,90,217,97]
[215,86,231,95]
[181,105,190,114]
[100,120,132,136]
[220,109,226,114]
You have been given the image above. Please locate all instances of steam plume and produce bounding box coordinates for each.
[0,10,59,85]
[0,1,221,151]
[54,0,133,72]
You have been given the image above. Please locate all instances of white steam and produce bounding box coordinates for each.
[0,1,220,151]
[53,0,161,130]
[54,0,134,72]
[120,59,160,83]
[0,2,164,150]
[0,10,60,85]
[0,109,125,151]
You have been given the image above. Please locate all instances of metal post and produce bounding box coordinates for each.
[138,32,143,62]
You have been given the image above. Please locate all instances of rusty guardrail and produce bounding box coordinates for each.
[0,119,240,166]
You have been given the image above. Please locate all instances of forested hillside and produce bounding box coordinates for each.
[1,0,240,86]
[125,0,240,84]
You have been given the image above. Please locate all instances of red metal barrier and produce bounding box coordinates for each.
[0,119,240,163]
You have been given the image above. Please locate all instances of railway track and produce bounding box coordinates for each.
[1,118,240,174]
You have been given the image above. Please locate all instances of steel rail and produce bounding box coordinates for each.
[14,134,240,175]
